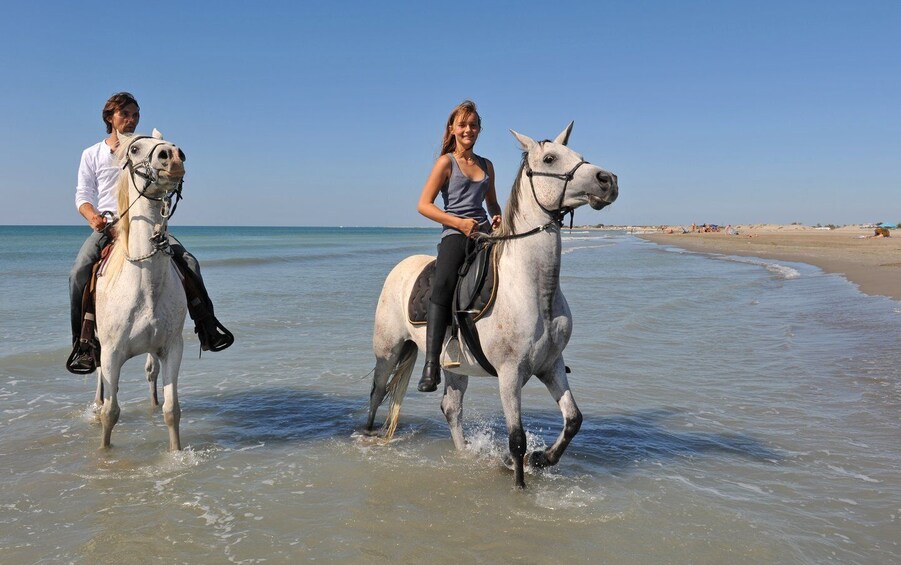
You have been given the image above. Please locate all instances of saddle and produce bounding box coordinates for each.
[408,240,499,376]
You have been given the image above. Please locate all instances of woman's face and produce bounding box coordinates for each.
[450,111,481,151]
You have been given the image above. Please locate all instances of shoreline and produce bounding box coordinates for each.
[636,225,901,301]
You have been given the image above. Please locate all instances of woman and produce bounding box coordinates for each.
[416,100,502,392]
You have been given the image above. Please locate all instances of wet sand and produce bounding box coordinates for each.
[639,225,901,301]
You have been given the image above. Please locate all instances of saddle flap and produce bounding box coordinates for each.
[454,242,496,320]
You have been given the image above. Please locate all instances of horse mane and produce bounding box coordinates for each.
[482,152,527,256]
[103,149,133,281]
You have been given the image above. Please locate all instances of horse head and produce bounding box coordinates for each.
[116,128,186,198]
[510,122,618,219]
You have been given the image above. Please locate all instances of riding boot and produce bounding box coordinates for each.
[171,252,234,353]
[66,287,99,374]
[187,296,235,352]
[418,302,451,392]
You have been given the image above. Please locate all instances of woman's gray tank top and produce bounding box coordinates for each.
[439,154,490,239]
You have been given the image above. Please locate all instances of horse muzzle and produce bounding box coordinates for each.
[158,168,185,179]
[588,171,618,210]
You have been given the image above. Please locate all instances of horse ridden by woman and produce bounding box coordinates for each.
[366,122,618,488]
[93,129,189,451]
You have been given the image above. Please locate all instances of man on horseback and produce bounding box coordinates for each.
[67,92,233,373]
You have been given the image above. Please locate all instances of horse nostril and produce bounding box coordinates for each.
[596,172,611,186]
[158,150,169,160]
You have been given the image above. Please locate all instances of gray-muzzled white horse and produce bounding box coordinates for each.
[366,123,619,488]
[93,129,188,451]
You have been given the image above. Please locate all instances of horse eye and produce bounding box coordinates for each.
[543,154,556,164]
[130,146,140,154]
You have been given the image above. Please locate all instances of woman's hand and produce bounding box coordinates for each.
[490,214,501,230]
[457,217,479,237]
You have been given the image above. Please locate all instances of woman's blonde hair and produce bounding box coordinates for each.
[440,100,481,155]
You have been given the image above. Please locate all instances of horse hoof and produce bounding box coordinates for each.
[527,450,551,469]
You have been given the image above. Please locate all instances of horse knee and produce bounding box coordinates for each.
[565,409,583,437]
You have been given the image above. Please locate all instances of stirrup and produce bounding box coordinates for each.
[66,341,98,375]
[195,317,234,352]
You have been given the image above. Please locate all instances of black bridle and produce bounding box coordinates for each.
[482,154,588,242]
[105,136,185,261]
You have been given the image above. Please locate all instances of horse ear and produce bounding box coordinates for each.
[510,129,536,152]
[115,131,134,158]
[152,128,164,140]
[553,121,574,146]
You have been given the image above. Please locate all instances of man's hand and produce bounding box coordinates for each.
[88,212,108,232]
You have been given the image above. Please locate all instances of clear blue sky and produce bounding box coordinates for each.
[2,1,898,227]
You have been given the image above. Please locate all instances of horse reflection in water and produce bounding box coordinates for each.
[367,123,619,488]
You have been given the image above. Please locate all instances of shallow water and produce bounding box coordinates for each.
[1,226,899,563]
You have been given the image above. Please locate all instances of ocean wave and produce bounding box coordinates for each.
[562,243,615,255]
[724,256,801,279]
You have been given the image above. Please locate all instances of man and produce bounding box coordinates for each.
[67,92,233,373]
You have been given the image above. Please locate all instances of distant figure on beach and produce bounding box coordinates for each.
[873,227,891,238]
[414,100,502,392]
[67,92,233,373]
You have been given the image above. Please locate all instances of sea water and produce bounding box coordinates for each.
[1,226,899,563]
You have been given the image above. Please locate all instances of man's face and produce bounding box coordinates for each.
[110,103,140,134]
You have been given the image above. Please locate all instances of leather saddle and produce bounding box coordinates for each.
[408,240,499,376]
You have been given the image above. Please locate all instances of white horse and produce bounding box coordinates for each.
[93,129,188,451]
[366,123,618,488]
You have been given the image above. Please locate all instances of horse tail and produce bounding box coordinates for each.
[383,340,418,440]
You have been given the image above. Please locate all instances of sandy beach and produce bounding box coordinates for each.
[638,224,901,301]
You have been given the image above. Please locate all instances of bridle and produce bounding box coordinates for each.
[483,151,588,242]
[105,136,185,262]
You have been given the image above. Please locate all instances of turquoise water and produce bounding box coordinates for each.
[1,225,899,563]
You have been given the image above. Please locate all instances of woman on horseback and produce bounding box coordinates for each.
[415,100,502,392]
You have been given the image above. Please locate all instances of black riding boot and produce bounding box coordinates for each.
[172,253,234,353]
[418,302,450,392]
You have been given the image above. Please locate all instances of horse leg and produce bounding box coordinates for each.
[145,354,160,409]
[159,345,184,451]
[99,361,121,449]
[441,371,469,451]
[531,360,582,468]
[93,370,104,411]
[365,356,397,433]
[498,370,528,489]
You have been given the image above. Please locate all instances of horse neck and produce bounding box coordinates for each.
[123,182,168,270]
[500,178,564,301]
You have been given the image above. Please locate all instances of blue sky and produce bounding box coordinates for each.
[2,1,898,227]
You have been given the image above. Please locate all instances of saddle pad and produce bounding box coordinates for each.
[407,260,436,325]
